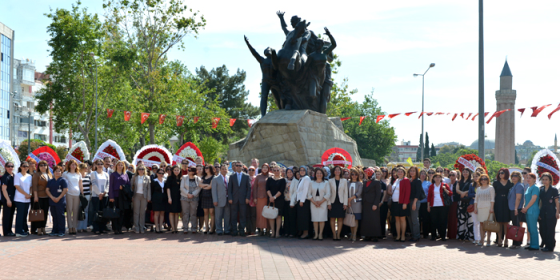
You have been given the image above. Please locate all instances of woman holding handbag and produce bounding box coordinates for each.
[492,168,513,247]
[180,167,201,234]
[252,163,270,236]
[456,169,474,241]
[31,160,52,236]
[427,172,451,241]
[474,174,495,246]
[468,172,482,244]
[308,168,330,240]
[521,173,539,250]
[266,164,286,238]
[507,171,525,249]
[46,166,68,237]
[347,168,363,242]
[199,165,216,234]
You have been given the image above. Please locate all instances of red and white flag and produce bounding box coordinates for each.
[518,108,526,116]
[376,115,385,123]
[158,114,166,124]
[193,117,200,123]
[229,119,236,127]
[212,118,220,129]
[340,117,351,121]
[359,116,366,125]
[141,113,150,124]
[388,113,400,119]
[548,104,560,120]
[107,109,114,118]
[176,115,185,127]
[530,104,551,117]
[452,113,458,121]
[124,111,131,121]
[247,119,256,127]
[405,112,416,116]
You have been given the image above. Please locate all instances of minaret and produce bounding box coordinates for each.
[495,60,516,164]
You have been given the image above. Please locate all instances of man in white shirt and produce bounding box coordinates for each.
[212,164,231,235]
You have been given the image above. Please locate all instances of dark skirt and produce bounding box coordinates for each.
[167,194,182,213]
[152,192,166,212]
[200,189,214,209]
[329,199,345,218]
[297,200,311,231]
[494,195,510,223]
[282,200,297,236]
[197,195,204,217]
[391,201,410,217]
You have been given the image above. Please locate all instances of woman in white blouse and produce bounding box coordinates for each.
[474,173,495,246]
[283,168,298,237]
[90,159,110,234]
[292,166,312,239]
[63,159,84,235]
[14,162,32,237]
[308,168,331,240]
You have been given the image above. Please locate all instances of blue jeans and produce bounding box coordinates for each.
[526,210,540,249]
[14,202,30,234]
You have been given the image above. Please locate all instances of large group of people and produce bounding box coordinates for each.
[1,156,558,252]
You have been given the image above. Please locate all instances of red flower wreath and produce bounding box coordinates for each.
[454,154,488,174]
[71,148,84,162]
[536,155,560,185]
[104,146,119,159]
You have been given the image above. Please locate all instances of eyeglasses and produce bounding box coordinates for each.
[6,165,14,168]
[449,174,456,177]
[499,172,504,175]
[236,165,242,167]
[522,172,527,175]
[128,167,133,170]
[22,165,29,168]
[249,169,255,171]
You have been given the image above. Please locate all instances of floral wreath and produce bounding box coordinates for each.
[454,154,488,174]
[133,145,173,167]
[173,142,204,166]
[0,140,20,174]
[66,141,90,164]
[531,149,560,186]
[93,140,127,162]
[28,146,61,170]
[321,148,353,169]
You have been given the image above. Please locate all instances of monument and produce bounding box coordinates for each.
[229,12,362,167]
[495,60,516,164]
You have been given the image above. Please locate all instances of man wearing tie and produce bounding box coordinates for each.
[228,161,251,236]
[212,164,231,235]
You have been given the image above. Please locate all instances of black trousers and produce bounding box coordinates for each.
[90,197,109,232]
[420,202,431,238]
[430,206,448,239]
[246,204,256,234]
[380,201,389,237]
[31,198,50,229]
[539,214,557,250]
[282,200,297,236]
[230,201,247,235]
[111,202,124,233]
[297,200,311,231]
[1,198,15,235]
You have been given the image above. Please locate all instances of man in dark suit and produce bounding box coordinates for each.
[228,160,251,236]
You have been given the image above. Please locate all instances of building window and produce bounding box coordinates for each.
[55,136,66,143]
[18,131,28,138]
[34,134,47,141]
[34,120,46,127]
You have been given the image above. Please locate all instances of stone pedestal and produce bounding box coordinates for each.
[228,110,362,167]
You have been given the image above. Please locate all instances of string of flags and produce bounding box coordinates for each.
[105,102,560,129]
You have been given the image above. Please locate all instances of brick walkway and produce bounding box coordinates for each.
[1,222,559,279]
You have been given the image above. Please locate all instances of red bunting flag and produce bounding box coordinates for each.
[229,119,236,127]
[460,113,464,119]
[212,118,220,129]
[466,113,472,120]
[176,115,185,127]
[107,109,114,118]
[158,114,166,124]
[418,112,425,119]
[193,117,200,123]
[452,113,458,121]
[518,108,526,116]
[548,104,560,120]
[530,104,551,117]
[141,113,150,124]
[376,115,385,123]
[426,112,434,116]
[486,109,510,124]
[340,117,351,121]
[124,111,131,121]
[435,112,445,115]
[405,112,416,116]
[359,116,366,125]
[247,119,256,127]
[471,113,478,121]
[388,113,400,119]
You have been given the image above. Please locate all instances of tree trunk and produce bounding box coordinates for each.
[149,123,155,144]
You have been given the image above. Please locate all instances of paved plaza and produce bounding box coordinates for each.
[1,220,559,280]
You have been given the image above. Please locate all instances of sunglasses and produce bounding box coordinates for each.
[480,178,489,181]
[204,167,211,169]
[138,168,145,171]
[249,169,255,171]
[449,174,456,176]
[128,167,133,170]
[236,165,242,167]
[22,165,30,168]
[499,172,504,174]
[522,172,527,175]
[6,165,14,168]
[181,163,188,165]
[428,172,435,174]
[157,172,165,175]
[39,164,47,167]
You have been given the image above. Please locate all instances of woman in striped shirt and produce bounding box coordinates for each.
[77,163,91,232]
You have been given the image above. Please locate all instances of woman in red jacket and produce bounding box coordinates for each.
[427,173,452,241]
[390,167,411,242]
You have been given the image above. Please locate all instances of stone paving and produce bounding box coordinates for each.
[1,221,559,279]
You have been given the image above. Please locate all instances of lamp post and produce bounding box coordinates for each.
[89,53,98,152]
[478,0,485,160]
[414,63,436,162]
[26,105,34,155]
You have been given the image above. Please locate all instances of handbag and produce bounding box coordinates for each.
[441,187,452,206]
[506,214,525,242]
[94,211,104,223]
[483,213,500,232]
[103,202,121,219]
[78,209,86,221]
[28,203,45,222]
[467,204,475,213]
[343,207,357,227]
[262,202,278,219]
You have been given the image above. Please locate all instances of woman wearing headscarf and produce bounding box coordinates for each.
[252,163,270,235]
[292,166,312,239]
[361,167,382,241]
[283,168,297,237]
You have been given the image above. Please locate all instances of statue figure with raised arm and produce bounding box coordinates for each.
[276,11,311,71]
[305,27,337,100]
[244,36,280,117]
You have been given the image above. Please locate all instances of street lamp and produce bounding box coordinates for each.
[413,63,436,162]
[89,52,98,153]
[25,105,34,156]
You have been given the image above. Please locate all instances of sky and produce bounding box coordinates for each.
[2,0,559,148]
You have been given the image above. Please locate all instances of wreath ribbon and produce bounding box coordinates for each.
[65,154,82,164]
[458,157,476,172]
[28,153,53,173]
[536,161,560,177]
[172,155,196,167]
[94,151,118,161]
[135,158,164,167]
[322,160,352,165]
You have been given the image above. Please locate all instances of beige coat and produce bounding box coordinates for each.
[327,178,348,206]
[131,174,151,201]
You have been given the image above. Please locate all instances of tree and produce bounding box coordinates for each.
[36,2,106,151]
[515,150,520,164]
[195,65,259,141]
[103,0,206,144]
[430,143,437,157]
[424,133,430,159]
[56,146,69,161]
[417,134,422,161]
[339,91,397,164]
